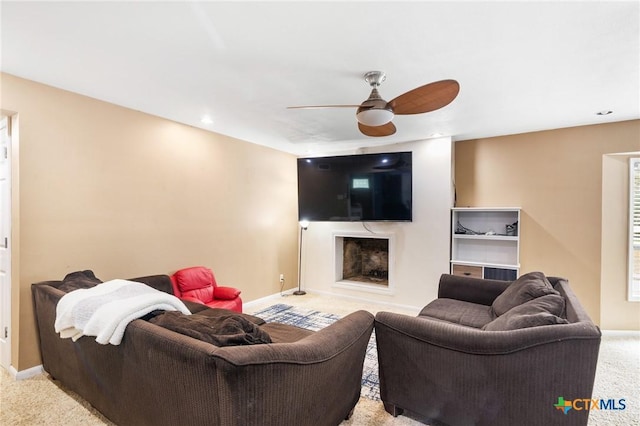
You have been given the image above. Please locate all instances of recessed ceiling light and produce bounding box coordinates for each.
[596,110,613,116]
[200,116,214,124]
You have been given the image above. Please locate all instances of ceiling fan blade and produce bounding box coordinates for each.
[358,121,396,137]
[389,79,460,115]
[287,104,361,109]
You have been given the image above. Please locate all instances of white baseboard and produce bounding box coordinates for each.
[601,330,640,337]
[9,364,44,381]
[243,289,295,309]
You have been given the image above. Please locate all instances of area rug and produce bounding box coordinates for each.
[254,303,380,401]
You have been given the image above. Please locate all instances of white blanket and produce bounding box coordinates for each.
[55,279,191,345]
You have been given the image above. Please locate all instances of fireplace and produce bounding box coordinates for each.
[342,237,389,284]
[334,232,394,293]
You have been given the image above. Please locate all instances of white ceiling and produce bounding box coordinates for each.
[1,1,638,156]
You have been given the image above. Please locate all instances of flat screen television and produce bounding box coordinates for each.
[297,151,412,222]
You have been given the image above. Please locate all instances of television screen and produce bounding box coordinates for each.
[297,152,412,222]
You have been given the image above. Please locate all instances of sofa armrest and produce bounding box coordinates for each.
[32,280,63,289]
[437,274,511,306]
[214,286,241,300]
[375,311,600,355]
[375,310,601,426]
[209,310,374,425]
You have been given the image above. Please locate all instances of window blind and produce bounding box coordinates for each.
[633,159,640,245]
[630,158,640,301]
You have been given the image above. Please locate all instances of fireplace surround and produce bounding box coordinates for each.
[333,232,394,294]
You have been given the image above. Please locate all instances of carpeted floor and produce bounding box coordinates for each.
[1,292,638,425]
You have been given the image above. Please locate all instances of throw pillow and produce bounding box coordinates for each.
[482,294,569,331]
[491,271,558,317]
[58,270,102,292]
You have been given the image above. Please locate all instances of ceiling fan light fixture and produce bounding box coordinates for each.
[356,108,394,126]
[287,72,459,137]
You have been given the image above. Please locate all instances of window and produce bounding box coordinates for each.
[629,158,640,301]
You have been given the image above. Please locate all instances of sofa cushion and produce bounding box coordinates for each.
[419,298,494,329]
[58,270,102,292]
[149,311,272,346]
[482,294,569,331]
[129,275,175,295]
[261,322,315,343]
[491,272,558,317]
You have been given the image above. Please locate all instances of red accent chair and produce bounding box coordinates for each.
[170,266,242,313]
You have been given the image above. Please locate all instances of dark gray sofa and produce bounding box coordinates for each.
[375,272,601,426]
[32,273,374,426]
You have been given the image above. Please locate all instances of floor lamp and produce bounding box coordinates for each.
[293,220,309,295]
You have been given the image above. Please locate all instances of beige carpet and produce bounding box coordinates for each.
[1,292,638,425]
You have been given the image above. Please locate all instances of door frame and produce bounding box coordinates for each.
[0,115,12,371]
[0,114,19,375]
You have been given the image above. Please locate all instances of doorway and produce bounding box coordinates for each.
[0,115,12,370]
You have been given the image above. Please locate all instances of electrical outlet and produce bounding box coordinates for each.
[279,273,284,283]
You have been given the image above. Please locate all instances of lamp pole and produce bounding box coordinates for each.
[293,220,309,295]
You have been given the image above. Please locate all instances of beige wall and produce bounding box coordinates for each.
[455,120,640,329]
[1,73,299,370]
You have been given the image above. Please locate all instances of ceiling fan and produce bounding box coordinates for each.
[288,71,460,137]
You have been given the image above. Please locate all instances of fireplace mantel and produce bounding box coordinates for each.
[333,231,395,295]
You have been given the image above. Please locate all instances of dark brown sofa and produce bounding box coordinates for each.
[375,272,601,426]
[32,274,374,426]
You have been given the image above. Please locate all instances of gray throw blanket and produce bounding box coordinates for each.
[149,311,272,346]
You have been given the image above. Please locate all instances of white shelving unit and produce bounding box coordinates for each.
[451,207,521,280]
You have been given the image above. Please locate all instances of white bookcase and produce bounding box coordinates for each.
[451,207,520,281]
